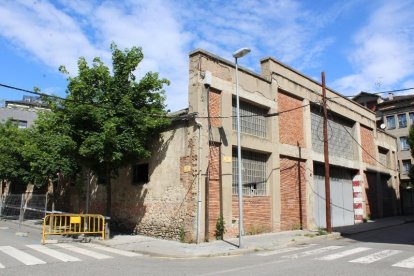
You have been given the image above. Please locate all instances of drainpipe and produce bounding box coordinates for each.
[195,117,203,244]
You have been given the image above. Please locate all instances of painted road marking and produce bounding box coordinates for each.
[26,245,81,262]
[257,244,316,257]
[81,243,142,257]
[0,262,4,268]
[349,250,401,264]
[392,256,414,269]
[56,244,113,259]
[283,246,343,259]
[317,247,371,261]
[0,246,46,265]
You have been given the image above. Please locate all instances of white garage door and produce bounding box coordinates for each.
[314,166,354,228]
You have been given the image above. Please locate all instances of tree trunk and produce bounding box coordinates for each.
[105,166,112,218]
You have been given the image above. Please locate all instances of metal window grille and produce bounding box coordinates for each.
[311,109,355,160]
[232,149,268,196]
[398,114,407,128]
[232,100,267,138]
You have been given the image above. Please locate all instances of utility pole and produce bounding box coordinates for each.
[322,72,332,233]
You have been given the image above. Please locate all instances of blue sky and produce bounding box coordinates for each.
[1,0,414,111]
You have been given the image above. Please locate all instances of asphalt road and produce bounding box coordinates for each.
[1,220,414,276]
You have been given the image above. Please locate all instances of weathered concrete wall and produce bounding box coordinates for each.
[68,123,199,242]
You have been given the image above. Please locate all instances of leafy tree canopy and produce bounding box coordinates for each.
[0,120,32,190]
[44,43,171,215]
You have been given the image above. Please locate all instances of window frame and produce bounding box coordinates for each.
[409,112,414,124]
[232,99,268,138]
[402,160,411,175]
[400,136,410,151]
[386,115,396,129]
[232,148,268,196]
[132,163,149,185]
[397,113,407,128]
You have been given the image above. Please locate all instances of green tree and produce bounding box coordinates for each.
[0,120,32,192]
[47,43,170,217]
[22,110,79,189]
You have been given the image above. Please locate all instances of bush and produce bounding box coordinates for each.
[215,214,226,240]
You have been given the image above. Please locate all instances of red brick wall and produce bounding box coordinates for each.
[360,125,376,165]
[278,91,305,147]
[280,157,307,230]
[207,143,221,238]
[231,196,272,234]
[209,90,221,128]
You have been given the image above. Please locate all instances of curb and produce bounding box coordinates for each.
[91,232,341,259]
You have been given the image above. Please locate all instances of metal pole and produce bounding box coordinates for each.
[235,57,244,248]
[0,194,3,217]
[86,171,90,214]
[196,121,202,244]
[44,193,48,217]
[322,71,332,233]
[19,193,24,229]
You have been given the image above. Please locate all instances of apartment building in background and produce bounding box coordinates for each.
[0,95,46,128]
[354,92,414,214]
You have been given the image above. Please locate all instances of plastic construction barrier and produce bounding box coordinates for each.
[42,214,105,244]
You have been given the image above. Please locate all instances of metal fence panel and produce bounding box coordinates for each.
[0,193,47,222]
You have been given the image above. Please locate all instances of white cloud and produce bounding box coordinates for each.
[333,1,414,95]
[0,0,107,75]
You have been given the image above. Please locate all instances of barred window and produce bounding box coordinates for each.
[232,99,267,138]
[232,149,268,196]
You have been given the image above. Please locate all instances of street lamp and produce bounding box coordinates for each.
[233,47,251,248]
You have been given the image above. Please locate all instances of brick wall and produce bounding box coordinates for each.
[278,91,305,147]
[207,143,221,238]
[231,196,272,235]
[209,90,222,128]
[360,125,376,165]
[280,157,307,230]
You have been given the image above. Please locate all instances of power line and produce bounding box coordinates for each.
[1,82,313,120]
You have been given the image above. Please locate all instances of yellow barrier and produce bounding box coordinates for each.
[42,214,105,244]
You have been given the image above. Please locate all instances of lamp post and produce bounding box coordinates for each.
[233,47,251,248]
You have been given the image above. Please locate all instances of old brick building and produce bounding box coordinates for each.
[69,49,400,242]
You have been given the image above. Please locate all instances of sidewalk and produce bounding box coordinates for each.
[93,229,341,258]
[7,214,414,258]
[93,215,414,258]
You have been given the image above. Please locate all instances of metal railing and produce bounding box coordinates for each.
[42,214,105,244]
